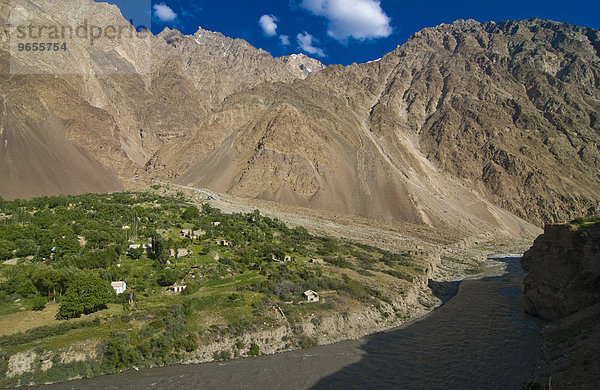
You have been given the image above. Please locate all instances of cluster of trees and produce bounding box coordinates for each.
[0,192,185,318]
[2,192,315,318]
[0,190,427,389]
[1,190,414,323]
[56,275,115,319]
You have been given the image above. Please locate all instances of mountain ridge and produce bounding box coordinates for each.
[0,0,324,197]
[1,0,598,236]
[152,18,600,229]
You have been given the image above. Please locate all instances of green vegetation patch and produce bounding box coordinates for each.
[0,191,424,384]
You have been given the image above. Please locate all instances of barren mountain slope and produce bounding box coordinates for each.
[0,57,125,199]
[2,1,597,233]
[152,19,600,229]
[400,19,600,225]
[0,0,322,199]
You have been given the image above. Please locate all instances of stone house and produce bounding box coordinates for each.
[170,248,190,257]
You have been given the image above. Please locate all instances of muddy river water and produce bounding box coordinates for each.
[39,255,545,389]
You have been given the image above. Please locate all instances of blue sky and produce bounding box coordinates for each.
[106,0,600,65]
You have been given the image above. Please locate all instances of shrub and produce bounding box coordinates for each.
[31,294,47,311]
[213,350,231,361]
[181,333,199,352]
[248,343,260,356]
[325,256,353,269]
[570,215,600,225]
[181,206,200,221]
[101,332,140,372]
[150,335,173,365]
[383,269,414,282]
[156,269,178,286]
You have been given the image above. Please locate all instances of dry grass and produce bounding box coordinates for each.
[0,302,121,337]
[0,303,60,337]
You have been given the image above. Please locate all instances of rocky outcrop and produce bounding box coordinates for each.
[522,222,600,321]
[538,303,600,388]
[522,221,600,388]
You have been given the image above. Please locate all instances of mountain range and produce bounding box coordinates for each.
[1,0,599,237]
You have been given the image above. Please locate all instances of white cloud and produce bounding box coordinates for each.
[297,32,325,57]
[280,35,290,46]
[259,14,279,37]
[300,0,392,41]
[153,3,177,23]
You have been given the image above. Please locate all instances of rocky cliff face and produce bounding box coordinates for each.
[522,222,600,321]
[521,221,600,388]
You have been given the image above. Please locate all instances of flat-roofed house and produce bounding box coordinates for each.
[111,281,127,295]
[303,290,319,302]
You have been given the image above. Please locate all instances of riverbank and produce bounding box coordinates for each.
[39,254,544,390]
[2,191,466,387]
[9,251,442,387]
[8,246,487,389]
[178,247,495,365]
[1,189,534,388]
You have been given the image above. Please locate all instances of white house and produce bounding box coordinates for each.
[172,285,186,293]
[303,290,319,302]
[111,281,127,295]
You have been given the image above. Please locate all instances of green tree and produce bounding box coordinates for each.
[17,278,38,297]
[54,235,81,258]
[128,247,144,260]
[151,232,169,263]
[56,274,115,319]
[156,269,178,286]
[0,239,15,260]
[181,206,200,221]
[15,238,37,257]
[201,203,214,215]
[76,248,118,269]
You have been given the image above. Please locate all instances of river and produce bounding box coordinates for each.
[38,255,545,389]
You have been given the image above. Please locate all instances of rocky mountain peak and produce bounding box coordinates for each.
[279,53,326,77]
